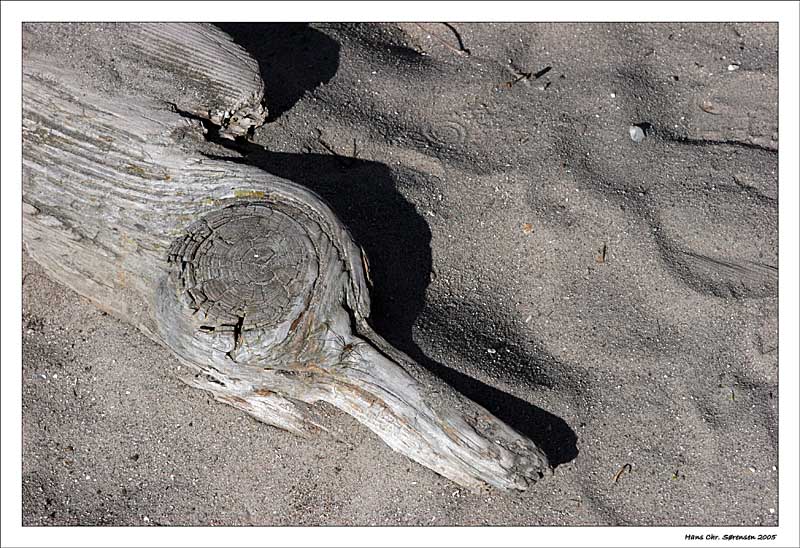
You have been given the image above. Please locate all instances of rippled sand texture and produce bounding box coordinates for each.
[23,23,777,526]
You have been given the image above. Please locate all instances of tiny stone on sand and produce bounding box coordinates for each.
[629,125,646,143]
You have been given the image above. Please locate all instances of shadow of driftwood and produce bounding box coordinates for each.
[215,23,340,122]
[232,142,578,468]
[216,22,578,468]
[421,357,578,468]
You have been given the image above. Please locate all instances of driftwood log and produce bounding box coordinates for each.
[22,23,551,491]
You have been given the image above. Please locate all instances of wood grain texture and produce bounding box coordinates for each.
[23,23,266,136]
[22,23,551,491]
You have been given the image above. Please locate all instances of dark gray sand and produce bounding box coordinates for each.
[22,22,778,526]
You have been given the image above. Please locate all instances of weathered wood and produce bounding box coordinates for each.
[22,23,551,491]
[22,23,266,136]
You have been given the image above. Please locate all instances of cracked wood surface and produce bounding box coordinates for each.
[22,22,551,491]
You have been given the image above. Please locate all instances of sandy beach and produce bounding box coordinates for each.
[21,22,779,527]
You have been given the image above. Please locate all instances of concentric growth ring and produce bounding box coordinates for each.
[167,203,319,331]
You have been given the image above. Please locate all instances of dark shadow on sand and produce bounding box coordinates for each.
[215,23,340,122]
[232,142,578,468]
[421,358,578,468]
[215,22,578,468]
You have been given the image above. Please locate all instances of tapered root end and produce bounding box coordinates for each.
[502,440,553,490]
[449,409,552,491]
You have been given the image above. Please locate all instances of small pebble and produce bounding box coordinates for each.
[629,125,646,143]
